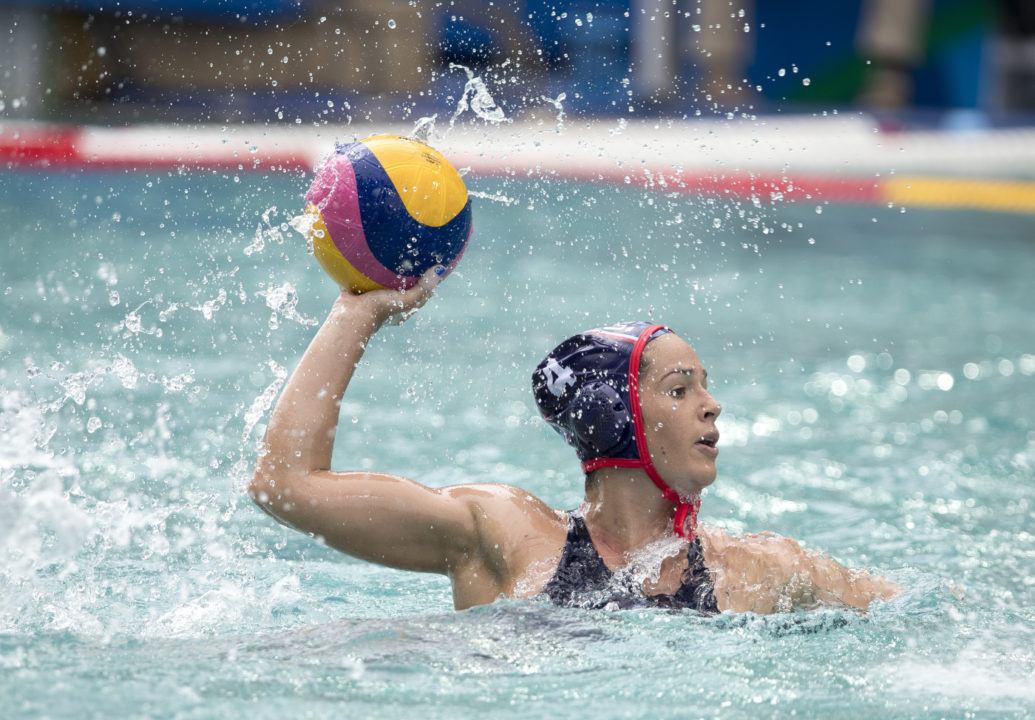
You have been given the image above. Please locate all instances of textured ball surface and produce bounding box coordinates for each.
[303,134,473,292]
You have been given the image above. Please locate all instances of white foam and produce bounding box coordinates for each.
[147,584,252,638]
[0,393,76,474]
[883,641,1035,704]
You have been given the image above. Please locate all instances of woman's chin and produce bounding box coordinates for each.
[695,474,717,491]
[668,469,716,496]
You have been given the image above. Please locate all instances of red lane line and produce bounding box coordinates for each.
[3,153,312,173]
[0,127,81,165]
[0,127,882,204]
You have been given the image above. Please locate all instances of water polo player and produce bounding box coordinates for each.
[249,272,900,612]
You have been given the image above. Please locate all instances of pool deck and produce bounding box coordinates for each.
[3,117,1035,214]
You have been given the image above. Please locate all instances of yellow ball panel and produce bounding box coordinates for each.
[362,134,468,228]
[309,211,385,294]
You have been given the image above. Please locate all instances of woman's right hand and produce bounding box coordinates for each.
[333,265,446,328]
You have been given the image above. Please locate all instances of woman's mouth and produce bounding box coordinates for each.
[694,433,720,457]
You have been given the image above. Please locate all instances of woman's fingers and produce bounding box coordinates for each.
[330,266,446,327]
[381,266,445,326]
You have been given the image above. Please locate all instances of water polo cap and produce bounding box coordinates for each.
[532,321,701,540]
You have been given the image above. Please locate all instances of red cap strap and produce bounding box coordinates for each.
[580,324,702,542]
[628,324,698,539]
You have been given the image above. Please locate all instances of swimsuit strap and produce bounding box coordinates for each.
[668,536,719,613]
[541,512,612,606]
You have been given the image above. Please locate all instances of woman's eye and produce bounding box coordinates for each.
[668,387,685,398]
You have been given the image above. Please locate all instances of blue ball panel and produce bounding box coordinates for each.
[340,143,472,278]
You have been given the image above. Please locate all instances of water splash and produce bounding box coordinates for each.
[157,303,180,322]
[449,63,511,126]
[194,288,227,321]
[246,206,295,256]
[468,190,518,207]
[288,210,319,256]
[111,354,140,389]
[411,114,438,143]
[117,300,161,337]
[0,392,74,474]
[258,282,318,329]
[241,360,287,444]
[243,225,266,256]
[541,92,567,130]
[160,370,194,394]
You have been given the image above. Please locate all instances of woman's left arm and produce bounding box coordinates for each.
[698,527,900,613]
[796,541,901,610]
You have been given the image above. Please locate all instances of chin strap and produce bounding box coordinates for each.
[582,456,701,542]
[629,324,702,543]
[671,496,700,542]
[644,461,700,542]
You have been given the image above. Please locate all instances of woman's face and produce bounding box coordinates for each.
[638,333,722,495]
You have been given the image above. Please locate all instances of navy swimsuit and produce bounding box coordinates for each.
[541,513,719,613]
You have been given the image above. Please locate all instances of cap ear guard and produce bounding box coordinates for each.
[557,381,631,458]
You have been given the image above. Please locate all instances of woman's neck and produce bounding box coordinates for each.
[580,467,683,558]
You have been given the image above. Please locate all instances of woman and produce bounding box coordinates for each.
[249,267,899,613]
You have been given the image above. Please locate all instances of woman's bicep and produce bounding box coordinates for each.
[251,470,478,574]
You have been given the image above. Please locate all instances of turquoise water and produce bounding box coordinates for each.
[1,171,1034,718]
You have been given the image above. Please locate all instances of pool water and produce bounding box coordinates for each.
[1,171,1034,718]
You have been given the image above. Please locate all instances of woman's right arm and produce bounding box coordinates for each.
[248,268,481,575]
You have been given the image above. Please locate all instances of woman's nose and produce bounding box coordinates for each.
[702,392,721,420]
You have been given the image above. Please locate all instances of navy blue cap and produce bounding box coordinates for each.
[532,322,672,463]
[532,321,706,541]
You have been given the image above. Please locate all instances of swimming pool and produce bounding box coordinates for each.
[1,169,1033,718]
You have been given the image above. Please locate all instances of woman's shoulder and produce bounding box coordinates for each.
[698,525,805,572]
[441,482,568,579]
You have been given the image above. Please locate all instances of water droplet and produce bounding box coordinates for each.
[387,18,396,29]
[802,78,811,86]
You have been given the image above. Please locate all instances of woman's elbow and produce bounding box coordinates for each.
[248,472,272,507]
[248,461,295,514]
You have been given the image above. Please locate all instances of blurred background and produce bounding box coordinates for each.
[2,0,1034,125]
